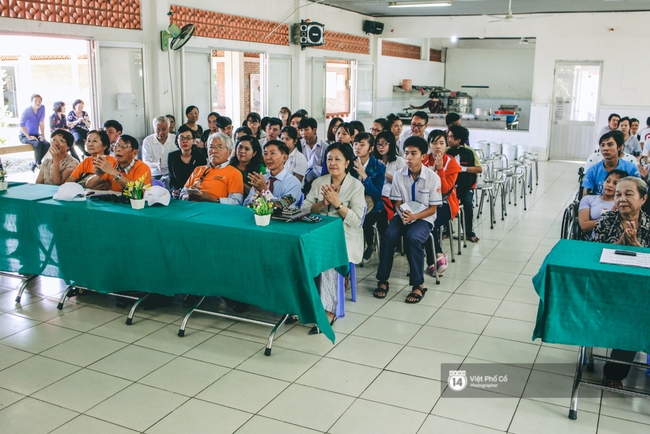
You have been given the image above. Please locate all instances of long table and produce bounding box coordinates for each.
[532,239,650,419]
[0,183,349,342]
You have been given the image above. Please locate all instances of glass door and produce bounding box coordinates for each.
[356,62,374,119]
[93,42,147,142]
[549,61,602,160]
[182,49,212,125]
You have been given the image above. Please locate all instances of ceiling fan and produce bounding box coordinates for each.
[486,0,542,23]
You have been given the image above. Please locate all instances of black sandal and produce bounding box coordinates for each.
[309,315,337,335]
[405,285,427,304]
[374,281,389,299]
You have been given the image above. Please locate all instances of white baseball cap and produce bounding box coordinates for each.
[144,185,171,206]
[53,182,86,201]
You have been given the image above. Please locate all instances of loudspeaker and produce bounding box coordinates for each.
[292,20,325,49]
[363,20,384,35]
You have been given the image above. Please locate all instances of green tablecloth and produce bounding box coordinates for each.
[532,239,650,353]
[0,186,349,342]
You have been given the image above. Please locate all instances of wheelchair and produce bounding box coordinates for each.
[560,167,585,240]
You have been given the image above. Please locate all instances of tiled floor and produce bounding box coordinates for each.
[1,161,650,433]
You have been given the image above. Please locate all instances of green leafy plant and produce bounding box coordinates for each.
[249,190,274,216]
[0,165,6,182]
[122,174,150,200]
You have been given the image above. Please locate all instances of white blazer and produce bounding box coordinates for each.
[302,173,366,264]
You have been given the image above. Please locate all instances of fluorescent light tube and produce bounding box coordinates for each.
[388,1,452,8]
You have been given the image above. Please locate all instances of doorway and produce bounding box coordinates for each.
[549,61,602,160]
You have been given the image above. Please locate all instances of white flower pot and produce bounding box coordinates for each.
[130,198,145,210]
[0,181,7,191]
[254,213,271,226]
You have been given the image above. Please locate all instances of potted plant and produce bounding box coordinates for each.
[122,175,150,209]
[249,190,274,226]
[0,163,7,191]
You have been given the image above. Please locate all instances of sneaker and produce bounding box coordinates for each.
[436,254,448,275]
[426,265,437,277]
[29,162,37,172]
[362,245,375,263]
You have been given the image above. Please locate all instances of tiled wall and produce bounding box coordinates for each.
[430,48,442,62]
[382,41,420,60]
[313,31,369,55]
[169,5,289,46]
[0,0,141,29]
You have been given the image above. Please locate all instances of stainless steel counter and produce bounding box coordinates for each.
[428,118,509,130]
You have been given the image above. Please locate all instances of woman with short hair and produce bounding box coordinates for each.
[67,99,91,151]
[168,125,208,195]
[301,142,365,334]
[592,176,650,389]
[183,105,204,146]
[245,112,264,140]
[36,129,79,185]
[66,130,114,187]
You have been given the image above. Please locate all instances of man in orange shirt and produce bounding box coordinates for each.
[85,134,152,192]
[181,132,244,204]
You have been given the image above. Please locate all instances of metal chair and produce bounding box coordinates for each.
[475,183,496,229]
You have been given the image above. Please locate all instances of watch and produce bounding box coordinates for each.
[335,203,343,210]
[113,173,123,181]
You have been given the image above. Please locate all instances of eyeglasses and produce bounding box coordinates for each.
[178,135,193,141]
[115,143,132,149]
[208,145,228,151]
[411,123,426,129]
[376,141,389,147]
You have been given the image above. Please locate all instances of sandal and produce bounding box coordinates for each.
[405,285,427,304]
[373,281,389,299]
[603,377,623,389]
[469,234,480,243]
[309,315,337,335]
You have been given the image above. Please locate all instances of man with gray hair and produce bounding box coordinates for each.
[142,115,177,179]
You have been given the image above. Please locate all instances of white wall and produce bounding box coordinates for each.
[383,11,650,159]
[445,48,534,99]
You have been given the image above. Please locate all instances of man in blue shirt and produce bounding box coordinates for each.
[19,93,50,170]
[582,131,640,197]
[245,140,303,207]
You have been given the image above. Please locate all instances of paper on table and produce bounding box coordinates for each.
[599,248,650,269]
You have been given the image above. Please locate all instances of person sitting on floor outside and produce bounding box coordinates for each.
[301,142,366,334]
[36,129,79,185]
[423,129,461,276]
[244,140,303,208]
[66,130,114,187]
[86,134,152,192]
[350,132,385,264]
[592,176,650,389]
[180,132,244,204]
[374,136,442,304]
[582,131,640,197]
[578,169,627,237]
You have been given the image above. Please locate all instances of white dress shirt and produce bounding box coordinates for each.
[142,133,177,176]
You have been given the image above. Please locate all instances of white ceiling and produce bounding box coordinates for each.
[310,0,650,17]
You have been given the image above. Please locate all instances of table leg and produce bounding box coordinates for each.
[265,314,289,356]
[569,346,586,420]
[125,293,150,325]
[57,285,74,309]
[7,273,38,303]
[178,296,206,337]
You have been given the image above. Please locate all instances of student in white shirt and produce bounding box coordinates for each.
[260,117,282,147]
[141,115,177,178]
[281,126,307,183]
[299,117,328,183]
[398,111,433,151]
[374,136,442,304]
[639,117,650,150]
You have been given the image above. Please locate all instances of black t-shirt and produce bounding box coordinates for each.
[446,145,478,192]
[167,148,208,190]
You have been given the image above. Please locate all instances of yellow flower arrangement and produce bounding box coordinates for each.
[122,175,151,200]
[248,190,274,216]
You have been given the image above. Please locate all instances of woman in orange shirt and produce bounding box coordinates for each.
[423,129,461,275]
[66,130,114,187]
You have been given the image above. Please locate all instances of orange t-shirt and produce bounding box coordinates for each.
[423,153,461,219]
[100,159,152,192]
[70,155,116,181]
[185,165,244,200]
